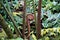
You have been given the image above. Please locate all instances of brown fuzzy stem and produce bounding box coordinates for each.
[36,0,42,39]
[27,19,30,40]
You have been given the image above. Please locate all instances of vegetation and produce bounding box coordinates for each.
[0,0,60,40]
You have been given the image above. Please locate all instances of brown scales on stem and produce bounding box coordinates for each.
[26,14,34,40]
[36,0,42,39]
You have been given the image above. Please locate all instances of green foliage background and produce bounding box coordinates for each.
[0,0,60,40]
